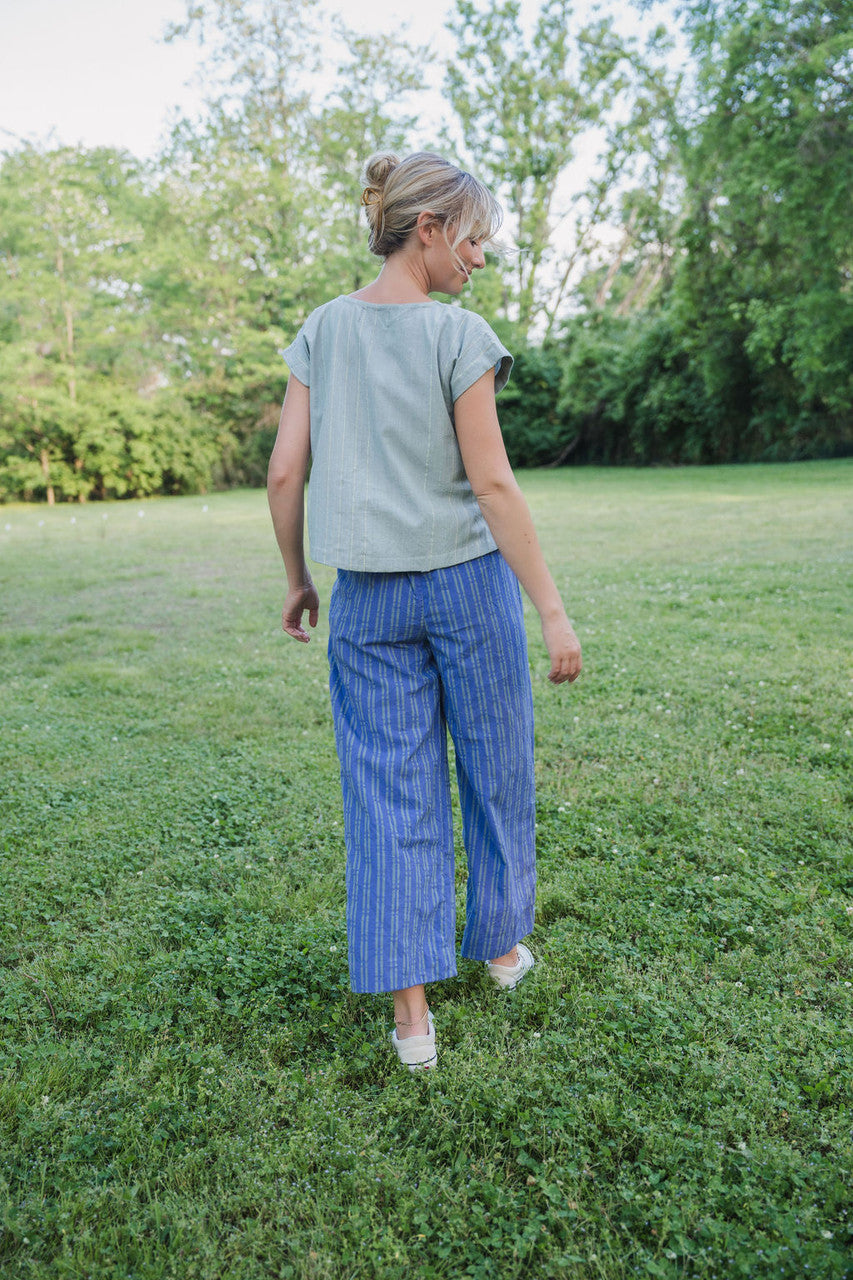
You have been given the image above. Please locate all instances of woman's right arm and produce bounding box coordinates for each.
[454,370,581,684]
[267,375,319,643]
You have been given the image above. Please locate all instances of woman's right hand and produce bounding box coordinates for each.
[541,611,582,684]
[281,582,320,643]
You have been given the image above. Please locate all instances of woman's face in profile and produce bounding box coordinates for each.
[423,224,486,294]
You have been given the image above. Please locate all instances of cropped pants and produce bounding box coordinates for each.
[328,550,536,994]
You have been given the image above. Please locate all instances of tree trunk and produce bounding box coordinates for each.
[595,210,637,309]
[64,300,77,403]
[617,254,666,315]
[40,448,55,506]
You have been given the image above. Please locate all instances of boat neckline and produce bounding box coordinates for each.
[342,295,440,307]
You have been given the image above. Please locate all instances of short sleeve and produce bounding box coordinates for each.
[449,313,513,402]
[282,327,310,386]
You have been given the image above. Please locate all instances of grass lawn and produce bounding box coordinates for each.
[1,460,851,1280]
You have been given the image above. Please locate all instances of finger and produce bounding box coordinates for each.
[282,614,310,642]
[308,606,319,628]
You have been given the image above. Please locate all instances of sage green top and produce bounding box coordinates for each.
[282,295,513,572]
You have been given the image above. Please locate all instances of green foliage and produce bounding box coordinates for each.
[152,2,435,487]
[550,0,853,466]
[307,27,432,298]
[664,0,853,456]
[1,0,851,492]
[445,0,641,337]
[497,345,571,467]
[1,468,851,1277]
[0,361,226,501]
[556,306,853,468]
[0,145,185,502]
[0,1,436,501]
[556,314,720,465]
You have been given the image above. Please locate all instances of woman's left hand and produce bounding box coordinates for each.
[281,583,320,642]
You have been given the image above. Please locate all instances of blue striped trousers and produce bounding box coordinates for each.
[328,550,536,994]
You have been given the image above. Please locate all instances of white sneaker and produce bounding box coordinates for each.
[390,1012,437,1071]
[486,943,535,990]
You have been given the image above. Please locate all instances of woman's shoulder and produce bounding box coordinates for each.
[435,307,509,357]
[291,296,361,347]
[439,305,503,344]
[303,295,350,324]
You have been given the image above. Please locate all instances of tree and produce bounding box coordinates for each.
[445,0,653,339]
[306,25,433,297]
[0,144,229,501]
[1,146,139,500]
[553,0,853,465]
[159,1,434,481]
[164,0,322,173]
[668,0,853,455]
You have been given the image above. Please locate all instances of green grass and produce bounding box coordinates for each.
[1,461,851,1280]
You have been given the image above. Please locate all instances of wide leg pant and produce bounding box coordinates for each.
[328,551,536,994]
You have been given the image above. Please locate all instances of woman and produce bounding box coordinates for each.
[268,152,581,1070]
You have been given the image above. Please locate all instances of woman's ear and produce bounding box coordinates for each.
[416,210,438,244]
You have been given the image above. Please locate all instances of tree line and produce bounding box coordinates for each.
[1,0,850,502]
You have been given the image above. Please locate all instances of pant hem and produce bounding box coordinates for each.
[460,929,534,964]
[349,964,458,995]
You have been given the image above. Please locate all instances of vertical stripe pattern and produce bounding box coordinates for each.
[328,551,535,994]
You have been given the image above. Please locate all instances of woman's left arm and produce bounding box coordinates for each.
[267,375,319,642]
[455,370,581,684]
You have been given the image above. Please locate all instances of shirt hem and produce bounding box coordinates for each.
[310,539,499,573]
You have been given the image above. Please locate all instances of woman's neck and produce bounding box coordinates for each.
[349,253,433,304]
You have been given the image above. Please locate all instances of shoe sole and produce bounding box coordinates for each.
[403,1055,437,1072]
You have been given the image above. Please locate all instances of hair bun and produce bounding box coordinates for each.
[358,151,502,260]
[362,152,400,195]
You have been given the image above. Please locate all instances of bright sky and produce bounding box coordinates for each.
[0,0,453,159]
[0,0,680,161]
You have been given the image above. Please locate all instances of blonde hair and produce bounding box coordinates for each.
[360,151,502,262]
